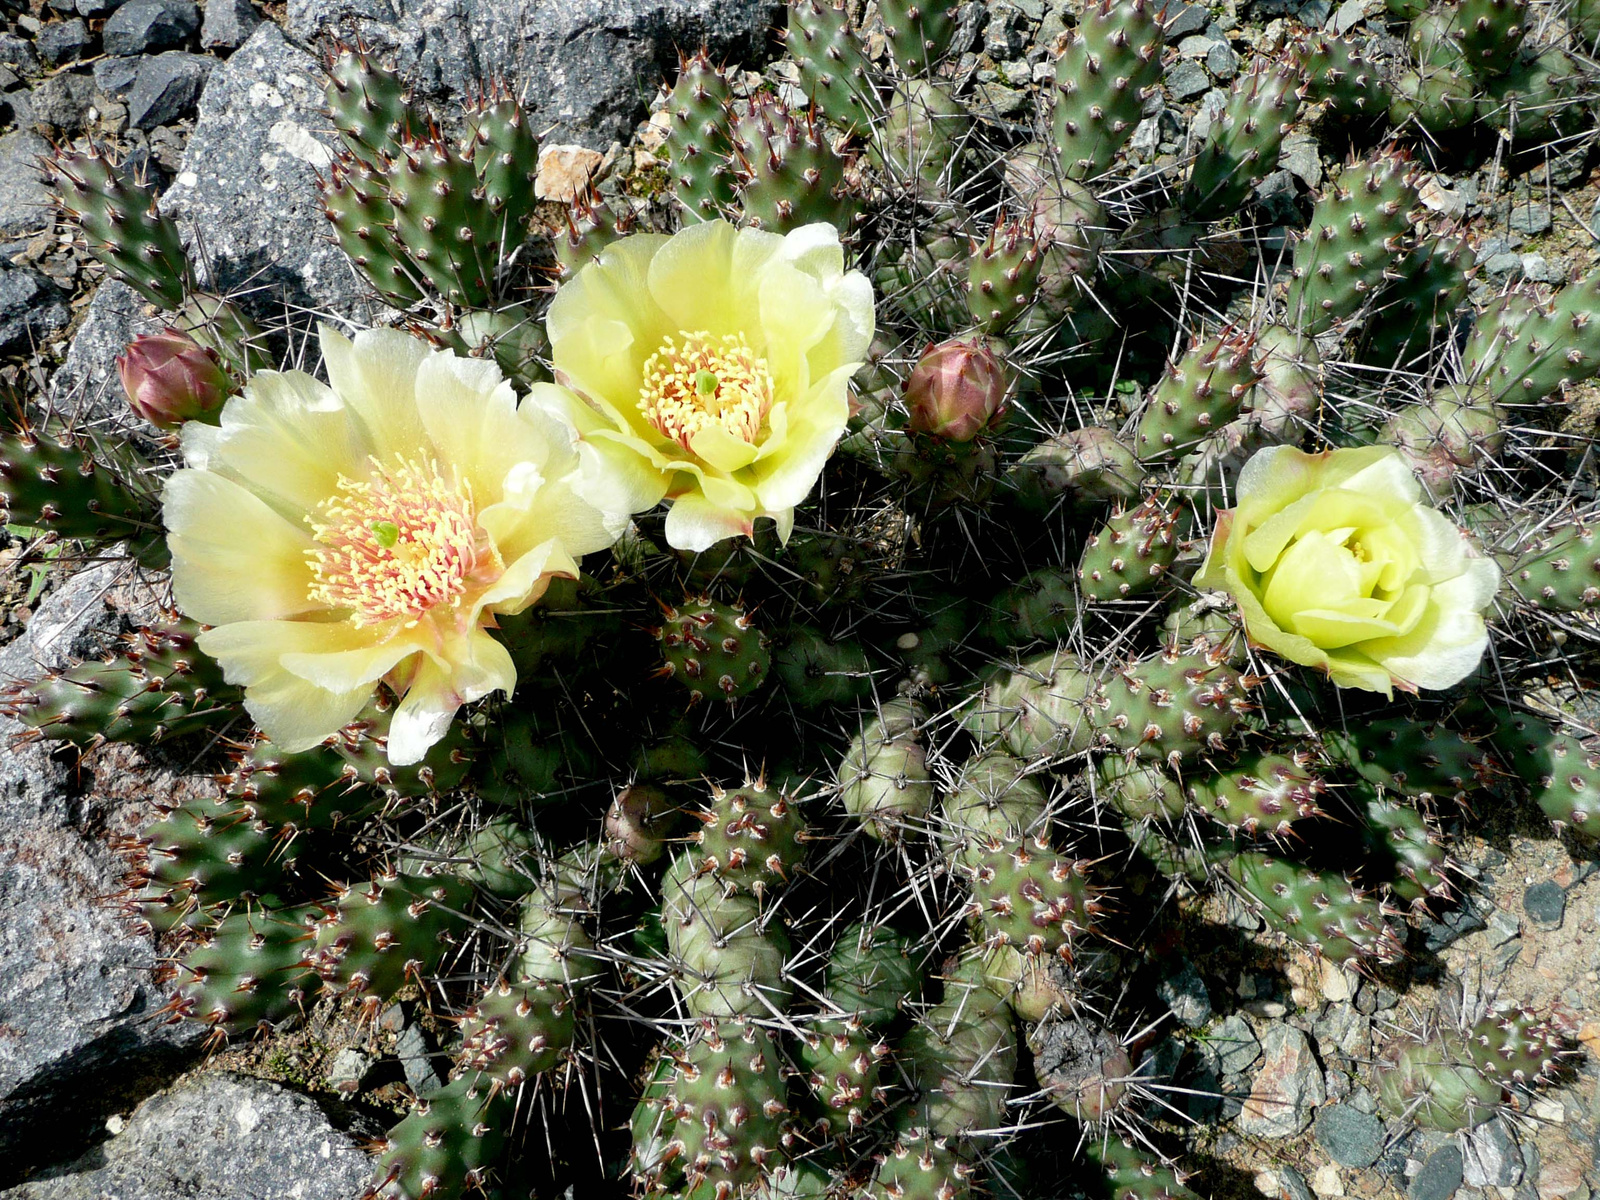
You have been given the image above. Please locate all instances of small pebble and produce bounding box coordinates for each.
[1411,1145,1465,1200]
[1523,880,1565,927]
[1316,1105,1385,1169]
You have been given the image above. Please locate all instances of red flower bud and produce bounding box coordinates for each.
[903,338,1008,443]
[117,329,233,431]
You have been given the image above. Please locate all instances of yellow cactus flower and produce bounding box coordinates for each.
[1196,445,1500,696]
[544,219,875,551]
[163,326,625,764]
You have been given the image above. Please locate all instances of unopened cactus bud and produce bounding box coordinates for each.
[117,329,233,430]
[904,338,1008,443]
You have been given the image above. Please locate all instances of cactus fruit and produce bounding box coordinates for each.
[655,595,771,704]
[49,150,189,310]
[879,0,959,75]
[732,98,856,236]
[604,783,678,864]
[1501,521,1600,611]
[904,337,1008,443]
[839,698,936,840]
[1078,495,1189,600]
[1050,0,1165,182]
[1224,851,1403,963]
[5,619,234,747]
[786,0,874,134]
[118,329,233,431]
[456,978,576,1089]
[1187,751,1324,837]
[1004,427,1146,514]
[1286,151,1418,337]
[366,1075,510,1200]
[1183,62,1304,221]
[161,905,318,1037]
[664,51,737,221]
[655,1020,788,1198]
[692,781,809,897]
[1378,1008,1570,1130]
[0,423,157,545]
[1488,711,1600,840]
[661,857,793,1017]
[1135,329,1263,463]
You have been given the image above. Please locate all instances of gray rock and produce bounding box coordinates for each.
[1179,34,1216,57]
[0,33,40,70]
[126,49,213,128]
[0,1073,374,1199]
[1237,1024,1325,1137]
[1280,132,1322,187]
[286,0,779,147]
[1520,254,1560,284]
[1188,88,1228,141]
[1298,0,1332,22]
[1157,959,1212,1028]
[200,0,262,48]
[1270,1166,1316,1200]
[1522,880,1565,926]
[1164,2,1211,36]
[1167,57,1210,99]
[1507,203,1551,237]
[1424,894,1489,949]
[394,1023,444,1096]
[1331,0,1367,32]
[1205,39,1239,79]
[1130,115,1162,158]
[0,564,204,1182]
[27,70,97,133]
[1461,1118,1522,1188]
[76,0,129,17]
[1410,1145,1465,1200]
[0,266,69,355]
[103,0,200,56]
[0,131,53,240]
[92,54,144,99]
[1316,1105,1385,1168]
[1486,908,1521,947]
[1208,1014,1261,1076]
[327,1047,372,1095]
[34,20,94,66]
[49,282,165,422]
[1313,1003,1371,1060]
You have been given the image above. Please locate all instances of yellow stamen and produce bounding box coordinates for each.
[639,331,775,452]
[306,456,479,627]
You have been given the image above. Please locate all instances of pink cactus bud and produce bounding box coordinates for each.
[117,329,233,430]
[903,338,1008,443]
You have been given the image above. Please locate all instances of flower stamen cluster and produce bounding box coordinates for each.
[639,332,775,451]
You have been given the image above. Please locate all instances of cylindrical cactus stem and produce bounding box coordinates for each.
[1135,326,1264,463]
[49,149,190,310]
[652,593,771,705]
[1285,149,1418,337]
[1050,0,1165,182]
[1462,270,1600,407]
[785,0,875,134]
[1087,1135,1201,1200]
[1323,716,1491,805]
[1182,60,1304,221]
[324,43,422,166]
[965,219,1045,334]
[1379,384,1504,496]
[940,750,1050,866]
[1004,425,1146,515]
[838,698,936,840]
[878,0,960,76]
[663,49,736,222]
[554,188,638,281]
[158,904,321,1039]
[1078,494,1190,600]
[455,978,577,1091]
[0,421,158,545]
[967,650,1097,760]
[897,960,1018,1141]
[690,779,809,899]
[1358,789,1453,912]
[1092,642,1250,767]
[365,1075,512,1200]
[1388,66,1475,135]
[867,1126,974,1200]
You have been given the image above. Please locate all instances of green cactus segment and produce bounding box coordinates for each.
[693,782,808,897]
[824,923,921,1024]
[839,699,936,840]
[1182,61,1304,221]
[1476,47,1585,143]
[456,979,576,1089]
[516,849,608,989]
[879,81,970,191]
[1078,496,1188,600]
[308,871,476,1015]
[1388,67,1475,134]
[799,1013,889,1134]
[1087,1136,1200,1200]
[879,0,959,75]
[942,751,1050,865]
[664,50,736,222]
[1463,273,1600,405]
[1361,793,1451,910]
[465,90,539,236]
[1359,235,1472,366]
[555,190,638,281]
[1502,522,1600,611]
[967,221,1045,333]
[324,45,420,165]
[0,424,157,544]
[658,1021,788,1197]
[868,1128,974,1200]
[1005,427,1146,514]
[773,627,873,708]
[50,151,189,310]
[1093,646,1248,766]
[1297,33,1390,118]
[1286,151,1418,337]
[1096,756,1186,822]
[1377,1008,1569,1131]
[322,156,425,305]
[786,0,874,133]
[899,964,1018,1140]
[662,857,792,1017]
[1188,751,1324,837]
[1136,328,1263,463]
[129,798,302,931]
[873,218,972,333]
[1323,718,1490,804]
[1051,0,1165,182]
[1488,711,1600,840]
[6,619,235,748]
[380,136,502,307]
[1454,0,1527,77]
[732,98,856,235]
[965,835,1097,959]
[971,652,1097,760]
[655,595,771,704]
[164,906,318,1037]
[984,568,1082,646]
[1224,851,1403,963]
[367,1075,510,1200]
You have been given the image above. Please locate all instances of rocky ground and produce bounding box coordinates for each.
[1,0,1599,1195]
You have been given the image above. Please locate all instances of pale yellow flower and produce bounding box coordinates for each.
[1196,445,1499,695]
[543,220,875,551]
[163,326,624,764]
